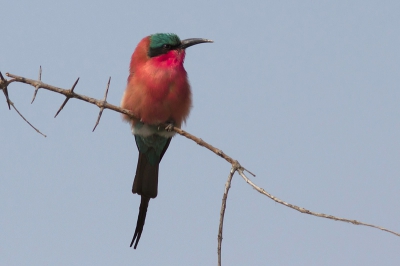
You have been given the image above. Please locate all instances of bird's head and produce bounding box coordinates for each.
[148,33,213,57]
[147,33,212,66]
[129,33,212,72]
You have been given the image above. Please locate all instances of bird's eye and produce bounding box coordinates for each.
[163,44,171,49]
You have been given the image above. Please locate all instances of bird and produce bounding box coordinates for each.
[120,33,212,249]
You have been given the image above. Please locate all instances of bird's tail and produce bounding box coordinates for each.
[132,151,159,197]
[130,152,159,249]
[130,195,150,249]
[130,136,171,249]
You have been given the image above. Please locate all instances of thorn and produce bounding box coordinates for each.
[54,77,79,118]
[92,108,104,132]
[92,77,111,132]
[54,98,69,118]
[31,89,39,104]
[71,77,80,92]
[31,66,42,104]
[244,167,256,177]
[103,76,111,99]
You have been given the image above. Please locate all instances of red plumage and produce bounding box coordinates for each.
[121,36,192,128]
[120,34,212,249]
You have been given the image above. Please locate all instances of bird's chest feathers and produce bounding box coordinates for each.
[141,60,189,102]
[127,55,191,126]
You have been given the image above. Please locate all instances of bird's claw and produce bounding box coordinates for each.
[165,123,174,132]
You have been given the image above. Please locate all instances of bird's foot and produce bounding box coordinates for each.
[165,123,174,132]
[158,120,175,132]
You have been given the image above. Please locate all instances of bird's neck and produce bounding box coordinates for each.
[149,49,186,69]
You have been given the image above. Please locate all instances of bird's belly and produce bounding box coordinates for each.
[138,80,191,126]
[122,68,191,127]
[131,121,175,138]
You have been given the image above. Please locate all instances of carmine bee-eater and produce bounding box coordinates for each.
[121,33,212,249]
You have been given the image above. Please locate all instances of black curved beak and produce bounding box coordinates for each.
[180,38,213,49]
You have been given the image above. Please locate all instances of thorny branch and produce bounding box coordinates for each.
[1,69,399,266]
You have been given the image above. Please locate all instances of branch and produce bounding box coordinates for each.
[2,69,400,266]
[5,71,257,171]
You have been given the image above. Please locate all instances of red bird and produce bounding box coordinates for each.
[121,33,212,249]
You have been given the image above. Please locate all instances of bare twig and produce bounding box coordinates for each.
[237,169,400,237]
[218,162,240,266]
[10,100,47,137]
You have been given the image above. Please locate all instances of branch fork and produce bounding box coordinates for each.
[0,71,11,109]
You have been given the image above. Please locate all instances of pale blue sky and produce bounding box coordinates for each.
[1,1,400,265]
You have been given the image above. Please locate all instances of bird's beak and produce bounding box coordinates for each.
[180,38,213,49]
